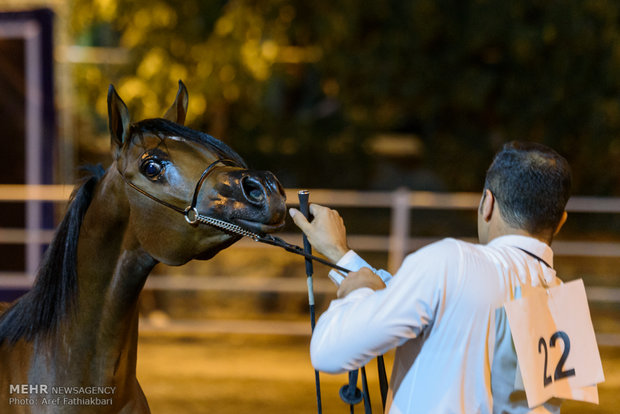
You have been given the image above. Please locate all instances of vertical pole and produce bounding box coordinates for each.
[298,190,322,414]
[24,21,43,282]
[388,187,410,274]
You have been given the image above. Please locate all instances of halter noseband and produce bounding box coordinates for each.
[183,158,241,226]
[118,158,243,223]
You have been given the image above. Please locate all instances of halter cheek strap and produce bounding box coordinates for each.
[118,173,186,214]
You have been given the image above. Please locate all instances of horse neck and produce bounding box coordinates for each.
[66,167,157,381]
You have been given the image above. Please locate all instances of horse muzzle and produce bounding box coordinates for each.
[210,169,287,234]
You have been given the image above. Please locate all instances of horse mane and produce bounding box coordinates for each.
[0,165,105,345]
[132,118,248,168]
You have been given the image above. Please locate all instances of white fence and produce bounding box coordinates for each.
[1,185,620,343]
[1,184,620,281]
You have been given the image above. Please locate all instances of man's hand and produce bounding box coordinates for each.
[289,204,350,263]
[337,267,386,298]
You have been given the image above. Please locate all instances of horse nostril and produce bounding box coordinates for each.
[265,172,286,197]
[241,176,265,205]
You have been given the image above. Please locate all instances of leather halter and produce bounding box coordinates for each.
[118,158,353,270]
[117,158,240,224]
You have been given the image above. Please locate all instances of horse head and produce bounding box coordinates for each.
[108,81,287,265]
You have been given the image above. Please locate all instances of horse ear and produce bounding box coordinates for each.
[107,84,130,158]
[162,80,188,125]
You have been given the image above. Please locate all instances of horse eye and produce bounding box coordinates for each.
[141,159,164,180]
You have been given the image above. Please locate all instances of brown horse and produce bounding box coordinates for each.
[0,82,287,413]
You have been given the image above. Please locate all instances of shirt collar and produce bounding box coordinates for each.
[488,234,554,268]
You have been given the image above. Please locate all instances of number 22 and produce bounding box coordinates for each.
[538,331,576,387]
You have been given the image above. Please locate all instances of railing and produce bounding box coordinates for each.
[2,185,620,343]
[2,184,620,277]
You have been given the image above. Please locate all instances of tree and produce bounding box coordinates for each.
[68,0,620,194]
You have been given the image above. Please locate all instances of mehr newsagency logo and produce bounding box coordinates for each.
[8,384,116,407]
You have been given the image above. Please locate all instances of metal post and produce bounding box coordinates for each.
[388,187,410,274]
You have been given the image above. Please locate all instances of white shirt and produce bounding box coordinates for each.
[311,235,563,414]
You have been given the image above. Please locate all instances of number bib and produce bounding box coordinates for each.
[504,279,604,408]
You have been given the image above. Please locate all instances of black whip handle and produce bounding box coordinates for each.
[298,190,314,277]
[298,190,322,414]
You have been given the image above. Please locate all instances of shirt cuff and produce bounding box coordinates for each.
[327,250,393,286]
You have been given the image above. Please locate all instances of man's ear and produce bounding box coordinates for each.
[554,211,568,236]
[107,85,131,159]
[481,189,495,223]
[162,80,188,125]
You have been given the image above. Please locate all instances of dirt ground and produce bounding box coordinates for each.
[137,333,619,414]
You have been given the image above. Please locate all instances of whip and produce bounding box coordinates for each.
[119,162,387,412]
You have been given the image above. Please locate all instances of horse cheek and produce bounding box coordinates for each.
[128,207,189,266]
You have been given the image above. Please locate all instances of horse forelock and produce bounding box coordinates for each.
[0,166,104,345]
[130,118,248,168]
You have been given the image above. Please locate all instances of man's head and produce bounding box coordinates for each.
[478,141,572,244]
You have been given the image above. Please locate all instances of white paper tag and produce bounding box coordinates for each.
[504,279,604,408]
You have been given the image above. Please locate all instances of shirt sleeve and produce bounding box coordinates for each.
[328,250,393,285]
[311,239,460,373]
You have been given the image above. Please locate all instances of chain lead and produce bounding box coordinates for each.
[195,214,261,241]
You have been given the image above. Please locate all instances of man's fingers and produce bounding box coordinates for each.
[309,203,319,215]
[289,208,310,231]
[290,203,349,263]
[337,268,386,298]
[309,203,328,216]
[291,204,327,230]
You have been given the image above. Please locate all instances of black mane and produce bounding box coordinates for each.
[131,118,248,168]
[0,166,104,345]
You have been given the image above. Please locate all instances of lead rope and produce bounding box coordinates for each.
[119,162,388,413]
[197,212,388,413]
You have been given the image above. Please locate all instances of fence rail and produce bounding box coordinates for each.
[1,184,620,294]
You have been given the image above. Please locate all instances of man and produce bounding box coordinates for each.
[290,141,571,413]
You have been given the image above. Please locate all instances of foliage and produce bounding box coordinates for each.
[68,0,620,194]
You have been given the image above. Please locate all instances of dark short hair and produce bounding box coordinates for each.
[484,141,572,236]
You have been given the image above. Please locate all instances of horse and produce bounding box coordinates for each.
[0,81,287,413]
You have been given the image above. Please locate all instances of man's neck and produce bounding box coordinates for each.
[486,227,552,246]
